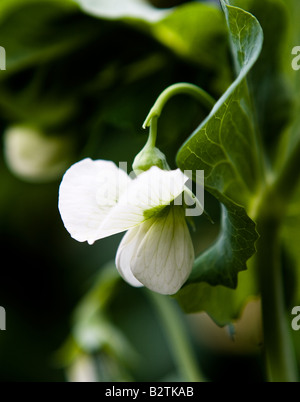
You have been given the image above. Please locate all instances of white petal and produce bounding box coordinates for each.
[76,0,170,23]
[58,158,131,244]
[115,228,143,288]
[130,206,194,295]
[99,166,189,238]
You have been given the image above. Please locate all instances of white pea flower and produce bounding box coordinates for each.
[58,158,196,295]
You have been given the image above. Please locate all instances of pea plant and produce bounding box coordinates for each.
[56,0,300,382]
[1,0,300,383]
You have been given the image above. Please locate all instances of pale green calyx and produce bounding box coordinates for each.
[132,114,169,174]
[132,144,169,174]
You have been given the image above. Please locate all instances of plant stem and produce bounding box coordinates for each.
[254,133,300,382]
[255,172,300,381]
[256,212,298,382]
[145,116,158,148]
[273,135,300,202]
[147,290,205,382]
[143,82,216,129]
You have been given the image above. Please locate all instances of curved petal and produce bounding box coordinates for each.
[58,158,131,244]
[115,228,143,288]
[76,0,170,23]
[99,166,189,238]
[130,206,194,295]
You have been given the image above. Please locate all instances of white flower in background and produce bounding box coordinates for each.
[75,0,172,23]
[58,158,195,295]
[3,125,73,182]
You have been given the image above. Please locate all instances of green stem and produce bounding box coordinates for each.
[253,133,300,382]
[273,135,300,202]
[145,116,158,148]
[143,82,216,129]
[256,210,298,382]
[255,139,300,381]
[147,291,205,382]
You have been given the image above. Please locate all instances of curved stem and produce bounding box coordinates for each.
[147,290,205,382]
[143,83,216,129]
[145,116,158,148]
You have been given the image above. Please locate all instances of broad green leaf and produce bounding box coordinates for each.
[175,1,262,320]
[187,203,258,288]
[177,2,263,207]
[176,262,257,326]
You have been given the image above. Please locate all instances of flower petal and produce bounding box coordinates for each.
[58,158,131,244]
[130,206,194,295]
[99,166,189,238]
[76,0,170,23]
[115,228,143,288]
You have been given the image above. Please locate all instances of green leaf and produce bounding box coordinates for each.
[175,196,259,324]
[175,263,258,326]
[177,2,263,207]
[188,203,258,288]
[175,1,263,320]
[231,0,293,153]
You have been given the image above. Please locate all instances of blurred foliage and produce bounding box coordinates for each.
[0,0,299,382]
[0,0,232,382]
